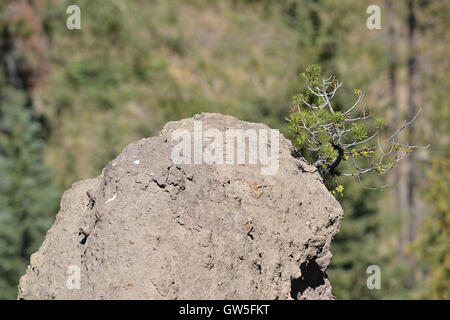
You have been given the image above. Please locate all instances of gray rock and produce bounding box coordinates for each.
[18,113,343,300]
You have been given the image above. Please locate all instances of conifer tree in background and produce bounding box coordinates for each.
[0,0,59,299]
[412,158,450,299]
[411,0,450,299]
[277,0,413,299]
[0,0,447,300]
[0,90,60,299]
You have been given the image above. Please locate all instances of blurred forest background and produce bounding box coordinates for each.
[0,0,448,299]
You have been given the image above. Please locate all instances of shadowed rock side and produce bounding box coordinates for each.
[18,113,343,300]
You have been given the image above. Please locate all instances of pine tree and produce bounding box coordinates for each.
[411,0,450,299]
[412,158,450,299]
[0,89,59,299]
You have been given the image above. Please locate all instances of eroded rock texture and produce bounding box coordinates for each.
[18,113,343,300]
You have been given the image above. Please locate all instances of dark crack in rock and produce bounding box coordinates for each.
[18,113,343,300]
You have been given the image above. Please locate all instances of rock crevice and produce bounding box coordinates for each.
[18,113,343,300]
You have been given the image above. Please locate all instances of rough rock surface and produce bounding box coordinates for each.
[18,113,343,300]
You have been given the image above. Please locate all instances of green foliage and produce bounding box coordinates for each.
[287,64,422,192]
[375,118,386,130]
[0,90,60,299]
[277,1,414,297]
[0,0,446,301]
[287,59,421,297]
[300,64,322,107]
[328,183,415,299]
[318,143,338,162]
[410,0,450,300]
[412,159,450,299]
[351,124,368,141]
[38,0,301,187]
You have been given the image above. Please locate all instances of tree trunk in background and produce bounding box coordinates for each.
[406,0,417,243]
[386,0,405,260]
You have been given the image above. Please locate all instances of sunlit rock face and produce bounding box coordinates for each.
[18,113,343,300]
